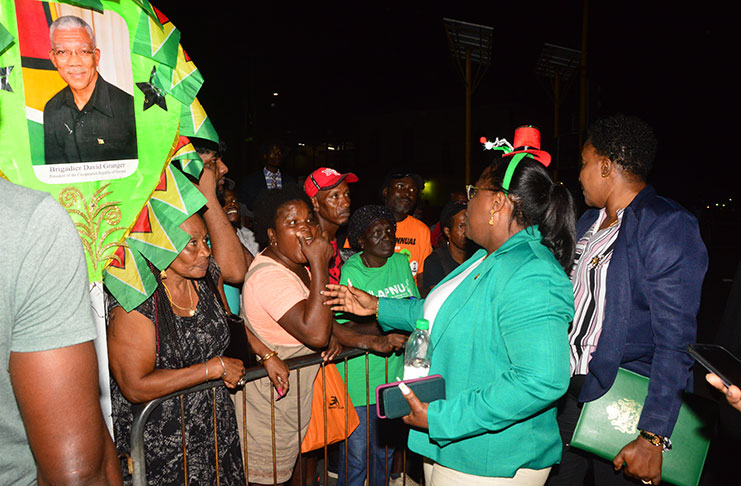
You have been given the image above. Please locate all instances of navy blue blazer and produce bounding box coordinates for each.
[576,185,708,438]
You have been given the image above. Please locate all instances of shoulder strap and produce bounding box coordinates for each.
[239,260,308,350]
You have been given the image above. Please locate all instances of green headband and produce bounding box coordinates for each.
[501,153,533,193]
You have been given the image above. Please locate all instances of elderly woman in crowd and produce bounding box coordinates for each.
[326,128,576,486]
[106,158,263,485]
[239,185,334,485]
[331,204,413,486]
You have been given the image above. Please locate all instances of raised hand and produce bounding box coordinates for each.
[196,157,218,198]
[323,283,378,316]
[298,227,332,267]
[706,372,741,411]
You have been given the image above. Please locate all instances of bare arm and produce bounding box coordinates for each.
[273,232,334,348]
[107,306,245,403]
[9,342,122,486]
[331,321,407,353]
[197,160,248,284]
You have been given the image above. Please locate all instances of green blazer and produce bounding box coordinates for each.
[379,227,574,477]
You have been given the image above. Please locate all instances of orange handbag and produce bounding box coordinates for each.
[301,363,360,452]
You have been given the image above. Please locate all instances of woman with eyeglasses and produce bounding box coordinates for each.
[324,130,576,485]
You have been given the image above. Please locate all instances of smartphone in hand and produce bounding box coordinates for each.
[688,344,741,388]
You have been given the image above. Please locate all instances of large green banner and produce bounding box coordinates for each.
[0,0,217,311]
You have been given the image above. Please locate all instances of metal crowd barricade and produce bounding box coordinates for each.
[129,348,417,486]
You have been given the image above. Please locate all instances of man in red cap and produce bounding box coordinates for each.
[304,167,358,285]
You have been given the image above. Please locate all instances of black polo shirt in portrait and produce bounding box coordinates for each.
[43,75,137,164]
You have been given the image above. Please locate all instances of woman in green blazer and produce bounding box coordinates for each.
[326,140,577,485]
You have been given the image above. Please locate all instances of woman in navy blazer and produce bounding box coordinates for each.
[326,140,578,485]
[547,115,708,486]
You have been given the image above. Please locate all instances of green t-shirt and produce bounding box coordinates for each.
[0,179,97,485]
[337,252,419,406]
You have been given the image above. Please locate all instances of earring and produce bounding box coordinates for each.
[160,269,167,280]
[488,209,495,226]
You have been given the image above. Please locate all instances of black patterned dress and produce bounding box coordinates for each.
[108,260,245,485]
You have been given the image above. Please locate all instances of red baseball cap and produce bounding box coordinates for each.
[304,167,359,197]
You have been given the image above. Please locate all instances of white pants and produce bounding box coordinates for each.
[423,458,551,486]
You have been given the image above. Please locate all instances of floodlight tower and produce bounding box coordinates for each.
[534,43,581,175]
[443,18,493,185]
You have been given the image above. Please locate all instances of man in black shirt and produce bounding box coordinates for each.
[43,16,136,164]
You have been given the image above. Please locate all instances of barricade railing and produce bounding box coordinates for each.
[129,347,417,486]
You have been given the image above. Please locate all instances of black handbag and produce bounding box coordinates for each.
[203,270,256,367]
[223,312,256,367]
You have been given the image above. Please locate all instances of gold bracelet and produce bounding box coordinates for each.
[258,350,279,366]
[374,298,380,320]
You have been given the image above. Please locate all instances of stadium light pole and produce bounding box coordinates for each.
[443,18,493,185]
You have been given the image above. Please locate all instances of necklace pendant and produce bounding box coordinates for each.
[189,309,195,316]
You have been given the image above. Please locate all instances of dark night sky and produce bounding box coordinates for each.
[153,1,738,207]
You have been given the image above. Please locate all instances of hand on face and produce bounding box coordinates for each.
[297,223,332,267]
[270,200,329,266]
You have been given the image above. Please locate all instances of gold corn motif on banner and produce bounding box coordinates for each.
[0,0,217,311]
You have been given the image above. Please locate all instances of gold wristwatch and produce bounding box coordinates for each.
[639,430,672,451]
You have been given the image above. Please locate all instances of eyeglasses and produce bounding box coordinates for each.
[51,48,96,60]
[465,185,497,201]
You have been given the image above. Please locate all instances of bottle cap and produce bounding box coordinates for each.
[415,319,429,330]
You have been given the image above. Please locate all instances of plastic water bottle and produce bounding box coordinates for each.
[403,319,432,380]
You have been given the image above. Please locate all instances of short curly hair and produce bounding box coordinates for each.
[587,114,657,180]
[347,205,396,250]
[252,184,312,250]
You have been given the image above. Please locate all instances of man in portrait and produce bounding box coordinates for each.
[43,15,137,164]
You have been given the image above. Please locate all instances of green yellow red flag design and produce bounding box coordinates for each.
[0,0,215,311]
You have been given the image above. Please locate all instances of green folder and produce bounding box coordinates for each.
[570,368,715,486]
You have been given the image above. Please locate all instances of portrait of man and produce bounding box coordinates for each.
[43,15,137,165]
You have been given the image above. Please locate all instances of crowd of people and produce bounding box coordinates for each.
[6,114,738,486]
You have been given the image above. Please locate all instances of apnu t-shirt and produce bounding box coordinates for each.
[337,252,419,406]
[394,215,432,283]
